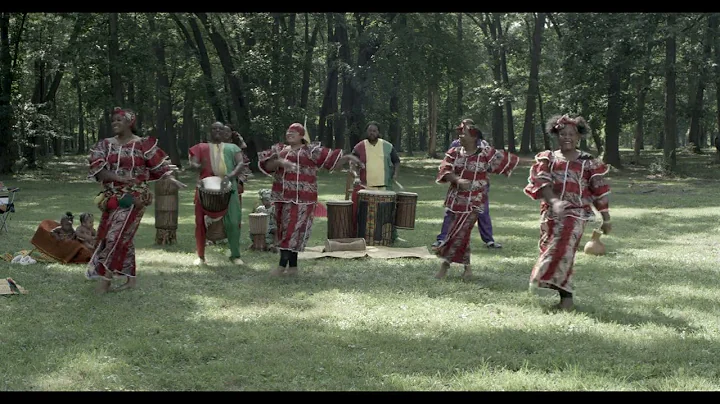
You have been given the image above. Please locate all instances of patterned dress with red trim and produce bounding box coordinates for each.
[523,150,610,294]
[86,136,172,279]
[435,145,519,265]
[258,141,343,252]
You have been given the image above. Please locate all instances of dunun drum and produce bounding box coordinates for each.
[249,213,269,251]
[394,192,418,230]
[356,190,396,246]
[199,176,232,213]
[154,176,179,245]
[326,200,354,240]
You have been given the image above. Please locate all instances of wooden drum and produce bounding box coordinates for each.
[154,176,178,245]
[394,192,418,230]
[199,176,232,213]
[249,212,269,250]
[356,190,396,246]
[326,200,354,240]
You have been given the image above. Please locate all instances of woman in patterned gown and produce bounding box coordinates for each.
[86,107,186,294]
[523,114,612,311]
[434,119,519,281]
[258,123,363,277]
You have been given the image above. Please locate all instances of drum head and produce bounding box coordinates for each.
[249,213,268,217]
[326,200,353,205]
[358,190,396,196]
[396,192,418,197]
[201,176,229,191]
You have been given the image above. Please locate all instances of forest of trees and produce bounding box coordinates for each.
[1,12,719,175]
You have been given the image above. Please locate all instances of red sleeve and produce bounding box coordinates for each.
[258,143,284,176]
[143,137,172,182]
[309,143,344,171]
[88,139,109,181]
[523,151,553,200]
[587,158,611,212]
[436,148,458,183]
[486,147,520,176]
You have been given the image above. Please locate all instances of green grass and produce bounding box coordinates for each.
[1,148,720,391]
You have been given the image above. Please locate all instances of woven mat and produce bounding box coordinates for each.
[299,245,436,260]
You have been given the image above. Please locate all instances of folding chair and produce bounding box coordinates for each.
[0,187,19,233]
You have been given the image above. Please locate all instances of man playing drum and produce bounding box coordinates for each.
[348,121,402,242]
[189,121,251,266]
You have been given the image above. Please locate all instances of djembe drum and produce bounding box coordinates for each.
[248,212,269,250]
[154,176,179,245]
[326,200,354,240]
[394,192,418,230]
[199,176,232,242]
[356,190,396,246]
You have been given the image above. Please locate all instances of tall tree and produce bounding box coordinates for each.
[664,13,678,172]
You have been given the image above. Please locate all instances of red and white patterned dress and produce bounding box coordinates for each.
[86,136,173,279]
[523,150,610,294]
[258,141,343,252]
[435,145,519,265]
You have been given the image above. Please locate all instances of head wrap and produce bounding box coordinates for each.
[552,114,577,132]
[112,107,137,130]
[258,189,272,201]
[287,123,310,144]
[455,119,483,139]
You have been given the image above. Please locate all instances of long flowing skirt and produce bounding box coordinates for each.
[275,202,315,253]
[86,206,145,280]
[529,212,587,294]
[435,210,479,265]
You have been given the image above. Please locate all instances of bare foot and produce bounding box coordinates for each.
[270,266,285,277]
[95,279,111,295]
[112,277,136,292]
[194,257,206,266]
[435,262,450,279]
[285,267,298,277]
[231,257,245,266]
[461,265,473,281]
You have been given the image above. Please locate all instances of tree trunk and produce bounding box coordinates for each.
[178,15,225,123]
[712,13,720,141]
[390,70,401,151]
[317,13,339,147]
[195,13,258,159]
[538,88,550,150]
[498,15,516,152]
[427,83,439,158]
[74,72,85,154]
[689,15,714,154]
[520,12,545,154]
[108,13,124,106]
[490,13,504,149]
[337,13,353,150]
[603,64,623,168]
[0,12,16,174]
[664,14,677,172]
[406,84,414,156]
[283,12,297,108]
[299,13,320,110]
[456,13,464,126]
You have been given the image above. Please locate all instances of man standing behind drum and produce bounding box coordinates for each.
[189,122,251,266]
[349,121,401,241]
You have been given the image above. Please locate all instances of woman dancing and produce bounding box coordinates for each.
[434,119,519,281]
[258,123,362,277]
[523,114,611,311]
[87,107,186,294]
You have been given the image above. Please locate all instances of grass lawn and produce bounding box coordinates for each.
[1,148,720,391]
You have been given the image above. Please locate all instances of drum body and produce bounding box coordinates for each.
[356,190,396,246]
[206,219,226,242]
[326,200,354,240]
[199,176,232,213]
[155,177,178,230]
[394,192,418,230]
[249,213,269,235]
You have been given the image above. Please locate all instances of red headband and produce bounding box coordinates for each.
[287,123,305,136]
[112,107,137,129]
[553,115,577,131]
